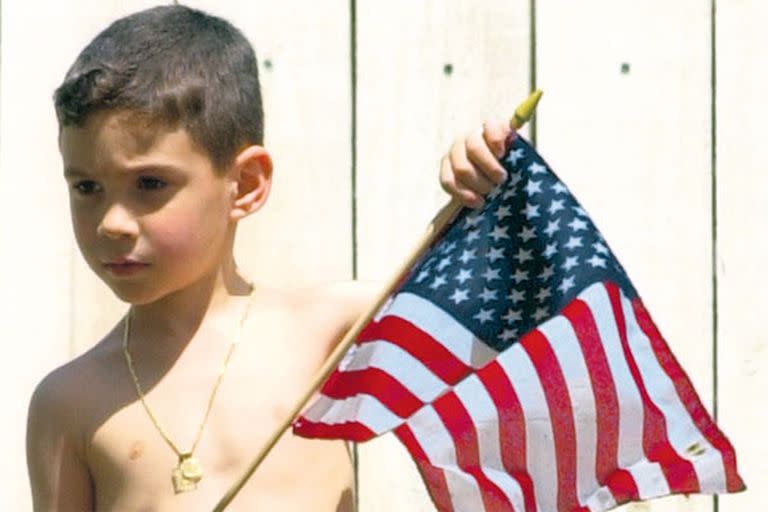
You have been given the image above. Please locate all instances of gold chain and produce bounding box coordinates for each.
[122,283,255,459]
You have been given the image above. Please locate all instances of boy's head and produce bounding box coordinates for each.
[54,4,263,172]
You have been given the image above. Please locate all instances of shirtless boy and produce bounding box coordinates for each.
[26,4,513,511]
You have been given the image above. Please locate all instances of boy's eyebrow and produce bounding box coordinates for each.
[64,164,184,178]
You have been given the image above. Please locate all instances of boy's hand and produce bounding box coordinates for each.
[439,119,516,210]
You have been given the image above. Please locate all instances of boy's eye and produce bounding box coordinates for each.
[72,180,101,196]
[138,177,167,190]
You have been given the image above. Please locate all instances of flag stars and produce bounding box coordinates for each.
[511,269,529,284]
[544,219,561,237]
[563,255,579,271]
[437,256,452,271]
[593,241,609,255]
[565,236,583,250]
[505,148,524,166]
[429,275,447,290]
[508,171,523,186]
[502,308,523,323]
[525,180,543,196]
[568,217,588,232]
[473,308,494,324]
[536,287,552,302]
[467,230,481,243]
[522,203,541,219]
[558,276,576,294]
[544,242,558,259]
[455,268,472,284]
[572,206,588,217]
[538,264,555,281]
[518,225,537,243]
[415,269,430,283]
[494,205,512,221]
[514,248,534,264]
[487,185,503,201]
[479,287,498,302]
[487,247,505,263]
[482,267,502,282]
[507,289,525,304]
[499,328,519,342]
[459,248,476,264]
[441,241,458,254]
[588,255,607,268]
[449,288,470,305]
[552,182,568,195]
[502,186,518,199]
[465,215,483,228]
[549,199,565,215]
[489,225,510,242]
[528,162,547,175]
[533,307,550,322]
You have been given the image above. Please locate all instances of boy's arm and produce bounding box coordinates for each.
[26,372,94,511]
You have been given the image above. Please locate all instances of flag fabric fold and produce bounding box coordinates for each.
[292,135,744,511]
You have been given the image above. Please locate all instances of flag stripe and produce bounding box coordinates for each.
[477,361,538,512]
[562,298,640,504]
[290,417,375,442]
[395,423,456,512]
[631,299,745,493]
[521,328,581,511]
[607,283,701,494]
[298,393,402,438]
[321,367,423,418]
[433,391,516,512]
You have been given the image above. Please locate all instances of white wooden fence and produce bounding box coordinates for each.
[1,1,764,510]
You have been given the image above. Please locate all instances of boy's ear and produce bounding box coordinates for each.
[229,145,273,221]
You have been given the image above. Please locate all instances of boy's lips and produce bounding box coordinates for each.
[103,258,150,276]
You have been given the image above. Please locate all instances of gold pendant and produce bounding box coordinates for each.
[171,454,204,494]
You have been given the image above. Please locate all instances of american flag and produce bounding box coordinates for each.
[293,136,744,511]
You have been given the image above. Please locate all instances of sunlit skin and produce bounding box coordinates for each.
[26,106,511,510]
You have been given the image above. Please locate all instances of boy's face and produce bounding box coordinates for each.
[60,110,239,304]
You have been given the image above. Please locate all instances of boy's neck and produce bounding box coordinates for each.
[127,253,255,351]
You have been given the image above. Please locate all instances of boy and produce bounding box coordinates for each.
[26,4,511,511]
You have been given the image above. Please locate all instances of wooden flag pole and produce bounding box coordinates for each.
[211,89,543,512]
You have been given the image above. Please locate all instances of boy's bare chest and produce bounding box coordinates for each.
[85,312,353,511]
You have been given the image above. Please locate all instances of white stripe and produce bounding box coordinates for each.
[456,374,527,512]
[584,485,617,512]
[407,406,485,511]
[301,394,402,435]
[384,292,498,368]
[339,341,448,402]
[538,314,599,507]
[496,343,558,512]
[580,283,669,499]
[620,293,728,493]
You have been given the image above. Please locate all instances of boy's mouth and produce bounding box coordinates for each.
[103,258,150,276]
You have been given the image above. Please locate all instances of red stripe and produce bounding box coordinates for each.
[357,315,472,384]
[519,329,580,511]
[433,392,516,512]
[291,418,376,442]
[395,424,455,512]
[605,282,700,494]
[320,367,424,418]
[563,298,640,503]
[477,361,538,512]
[631,298,745,493]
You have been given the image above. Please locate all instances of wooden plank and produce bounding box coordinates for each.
[716,1,768,510]
[354,1,531,510]
[537,2,713,511]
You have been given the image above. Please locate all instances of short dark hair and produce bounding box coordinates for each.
[54,4,263,171]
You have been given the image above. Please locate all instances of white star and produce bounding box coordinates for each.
[533,307,550,322]
[565,236,583,250]
[528,162,547,175]
[552,182,568,194]
[489,225,510,242]
[473,308,494,324]
[544,242,558,258]
[494,205,512,221]
[430,274,447,289]
[455,268,472,284]
[482,267,501,282]
[587,255,607,268]
[513,248,534,264]
[459,249,476,264]
[449,288,469,304]
[511,269,529,283]
[568,218,588,232]
[522,203,541,219]
[464,214,483,228]
[502,308,523,323]
[505,148,524,165]
[538,265,555,280]
[499,328,519,342]
[437,256,452,271]
[558,276,576,294]
[508,171,523,186]
[441,241,458,254]
[502,186,518,199]
[525,180,543,195]
[487,184,503,200]
[572,206,588,217]
[563,255,579,271]
[467,230,481,243]
[487,247,505,263]
[548,199,565,214]
[536,287,552,302]
[415,269,430,283]
[508,289,525,304]
[593,241,609,255]
[479,287,498,302]
[544,219,561,237]
[518,225,537,242]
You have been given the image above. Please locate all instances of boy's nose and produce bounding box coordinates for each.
[97,203,139,239]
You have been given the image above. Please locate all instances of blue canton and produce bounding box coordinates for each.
[400,136,636,351]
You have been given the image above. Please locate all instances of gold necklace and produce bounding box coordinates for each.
[122,284,255,494]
